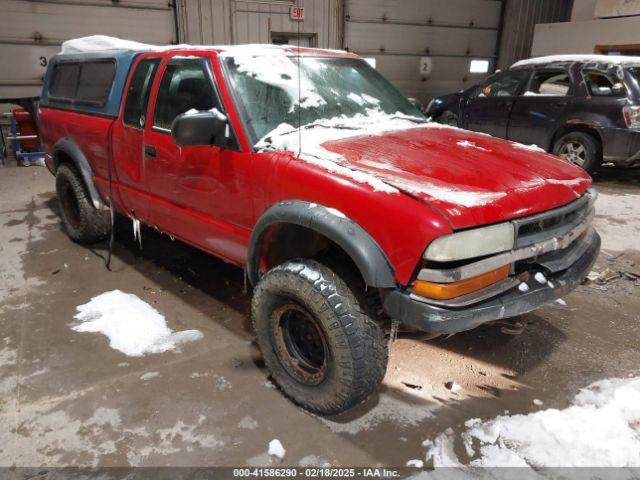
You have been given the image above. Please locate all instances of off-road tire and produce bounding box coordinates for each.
[252,259,388,414]
[552,131,602,174]
[55,163,110,244]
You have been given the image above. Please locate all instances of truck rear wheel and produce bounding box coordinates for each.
[252,259,388,414]
[55,163,110,244]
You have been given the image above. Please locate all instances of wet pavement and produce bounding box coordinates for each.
[0,164,639,467]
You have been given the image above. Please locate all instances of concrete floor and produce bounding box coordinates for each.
[1,164,639,468]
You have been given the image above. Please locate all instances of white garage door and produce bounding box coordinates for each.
[0,0,176,100]
[344,0,502,102]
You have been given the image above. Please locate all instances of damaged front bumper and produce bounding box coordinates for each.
[383,228,601,335]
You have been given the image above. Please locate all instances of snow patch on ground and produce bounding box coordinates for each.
[299,454,331,467]
[140,371,159,381]
[71,290,203,357]
[268,439,286,459]
[238,416,258,430]
[424,376,640,467]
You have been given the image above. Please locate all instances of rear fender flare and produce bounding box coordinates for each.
[53,138,106,210]
[247,201,397,288]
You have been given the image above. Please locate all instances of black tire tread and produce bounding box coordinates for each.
[252,259,388,414]
[56,163,110,244]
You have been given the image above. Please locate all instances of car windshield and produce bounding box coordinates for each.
[222,55,426,145]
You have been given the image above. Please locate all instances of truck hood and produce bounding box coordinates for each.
[320,125,591,229]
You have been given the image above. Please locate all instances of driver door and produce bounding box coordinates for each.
[143,55,254,264]
[463,70,529,138]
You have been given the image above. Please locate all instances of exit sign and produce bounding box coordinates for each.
[290,6,305,20]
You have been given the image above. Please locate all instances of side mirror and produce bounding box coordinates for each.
[171,108,228,148]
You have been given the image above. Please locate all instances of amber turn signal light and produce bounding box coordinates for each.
[413,264,510,300]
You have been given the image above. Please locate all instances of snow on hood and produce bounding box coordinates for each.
[424,376,640,467]
[256,110,421,194]
[257,112,591,225]
[512,54,640,68]
[256,111,512,206]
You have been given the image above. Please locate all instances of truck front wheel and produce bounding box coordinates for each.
[55,163,111,244]
[252,259,388,414]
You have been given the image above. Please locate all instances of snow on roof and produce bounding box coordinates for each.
[512,54,640,68]
[60,35,350,57]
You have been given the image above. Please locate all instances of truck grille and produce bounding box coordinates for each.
[512,193,591,248]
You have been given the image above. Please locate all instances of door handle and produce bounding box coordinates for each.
[144,145,156,159]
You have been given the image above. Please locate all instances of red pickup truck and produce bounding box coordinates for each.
[39,37,600,414]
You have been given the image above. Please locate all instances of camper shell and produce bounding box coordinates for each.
[40,50,141,117]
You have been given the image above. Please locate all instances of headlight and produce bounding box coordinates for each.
[425,222,515,262]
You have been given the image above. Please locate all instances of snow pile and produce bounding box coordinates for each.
[268,439,286,459]
[424,376,640,467]
[72,290,203,356]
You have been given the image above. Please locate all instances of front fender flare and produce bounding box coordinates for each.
[53,138,106,210]
[247,201,397,288]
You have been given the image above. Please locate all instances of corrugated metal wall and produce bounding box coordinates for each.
[176,0,343,49]
[343,0,503,102]
[0,0,176,100]
[497,0,573,70]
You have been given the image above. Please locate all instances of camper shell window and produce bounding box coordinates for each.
[48,60,116,107]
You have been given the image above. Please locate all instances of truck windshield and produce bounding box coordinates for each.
[223,55,426,145]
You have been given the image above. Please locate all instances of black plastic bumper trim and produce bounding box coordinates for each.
[383,231,601,335]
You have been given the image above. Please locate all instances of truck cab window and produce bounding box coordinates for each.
[525,71,570,96]
[123,58,161,128]
[153,60,217,131]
